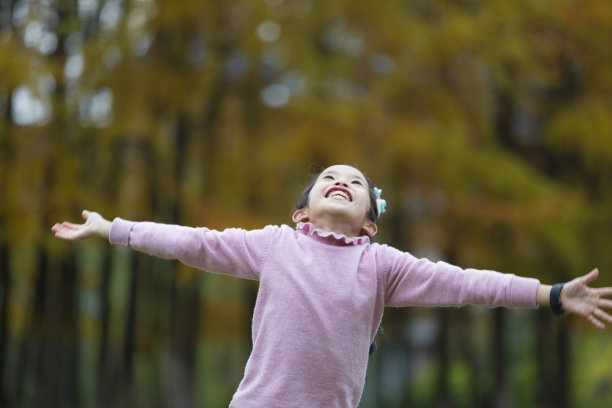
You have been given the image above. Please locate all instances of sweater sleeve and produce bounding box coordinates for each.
[109,217,279,281]
[378,244,539,308]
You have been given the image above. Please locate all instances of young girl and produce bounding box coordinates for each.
[52,164,612,408]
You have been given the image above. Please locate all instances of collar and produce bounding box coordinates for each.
[295,222,370,246]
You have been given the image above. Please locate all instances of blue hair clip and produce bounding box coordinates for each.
[373,187,386,216]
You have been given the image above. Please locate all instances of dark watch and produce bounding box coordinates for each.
[550,283,565,315]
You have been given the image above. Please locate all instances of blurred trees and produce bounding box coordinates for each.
[1,0,612,407]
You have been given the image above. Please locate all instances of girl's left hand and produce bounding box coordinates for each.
[561,268,612,329]
[52,210,111,241]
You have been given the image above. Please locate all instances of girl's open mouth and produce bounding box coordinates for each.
[325,187,352,202]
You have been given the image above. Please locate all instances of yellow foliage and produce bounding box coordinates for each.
[547,99,612,171]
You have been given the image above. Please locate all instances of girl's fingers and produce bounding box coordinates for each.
[587,314,605,330]
[595,287,612,298]
[61,222,83,230]
[57,228,85,240]
[52,211,97,241]
[599,298,612,309]
[52,222,87,240]
[594,308,612,325]
[52,225,69,234]
[580,268,599,285]
[52,222,79,232]
[54,230,75,239]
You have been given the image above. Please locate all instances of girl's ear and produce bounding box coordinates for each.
[292,209,309,224]
[361,221,378,238]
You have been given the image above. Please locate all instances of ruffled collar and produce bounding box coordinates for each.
[296,222,370,246]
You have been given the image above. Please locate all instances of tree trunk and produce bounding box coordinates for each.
[0,244,9,407]
[122,255,139,394]
[96,252,112,407]
[12,248,47,405]
[493,308,510,408]
[556,318,569,408]
[436,308,450,408]
[167,250,201,408]
[536,308,558,408]
[56,255,80,407]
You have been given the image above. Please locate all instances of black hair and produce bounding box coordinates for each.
[292,168,380,224]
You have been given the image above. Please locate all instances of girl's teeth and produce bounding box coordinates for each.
[331,192,348,200]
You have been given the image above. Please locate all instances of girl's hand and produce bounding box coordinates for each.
[561,268,612,329]
[52,210,112,241]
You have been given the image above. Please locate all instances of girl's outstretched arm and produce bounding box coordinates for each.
[52,210,112,241]
[536,268,612,329]
[52,210,278,281]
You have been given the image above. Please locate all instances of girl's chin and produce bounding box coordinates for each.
[321,202,354,213]
[316,206,363,221]
[324,198,355,207]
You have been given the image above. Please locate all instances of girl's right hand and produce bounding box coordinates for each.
[52,210,112,241]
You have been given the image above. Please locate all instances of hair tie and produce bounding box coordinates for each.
[373,187,387,216]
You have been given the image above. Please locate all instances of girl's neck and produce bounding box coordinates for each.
[308,218,362,238]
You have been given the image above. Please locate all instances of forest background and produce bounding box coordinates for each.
[1,0,612,407]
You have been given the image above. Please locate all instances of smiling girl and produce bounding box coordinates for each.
[52,164,612,408]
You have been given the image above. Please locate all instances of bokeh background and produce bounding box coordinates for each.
[2,0,612,407]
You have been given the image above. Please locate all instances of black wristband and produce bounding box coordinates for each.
[550,283,565,315]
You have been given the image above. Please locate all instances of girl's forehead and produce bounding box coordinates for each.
[320,165,366,181]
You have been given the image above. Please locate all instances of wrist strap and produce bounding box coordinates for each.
[550,283,565,315]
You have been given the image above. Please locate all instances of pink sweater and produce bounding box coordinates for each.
[109,219,539,408]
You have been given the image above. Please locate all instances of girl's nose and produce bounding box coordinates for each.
[335,179,349,187]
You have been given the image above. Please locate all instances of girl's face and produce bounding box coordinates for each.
[292,165,378,238]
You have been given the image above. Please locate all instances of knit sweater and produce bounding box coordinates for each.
[109,219,540,408]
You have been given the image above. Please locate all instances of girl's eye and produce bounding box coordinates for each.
[352,180,363,185]
[323,175,334,180]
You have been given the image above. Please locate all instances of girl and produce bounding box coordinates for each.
[52,164,612,408]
